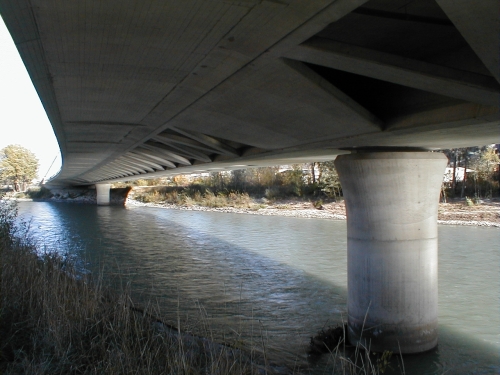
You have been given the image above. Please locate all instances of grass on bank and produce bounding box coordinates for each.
[130,185,331,209]
[132,186,257,209]
[0,197,266,375]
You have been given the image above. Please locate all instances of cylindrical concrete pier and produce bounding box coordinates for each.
[335,151,447,353]
[96,184,111,206]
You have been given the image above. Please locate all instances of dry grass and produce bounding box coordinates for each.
[134,188,254,209]
[309,324,406,375]
[0,198,267,375]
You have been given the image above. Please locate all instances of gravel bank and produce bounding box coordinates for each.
[126,198,500,228]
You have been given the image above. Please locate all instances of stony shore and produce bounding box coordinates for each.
[7,189,499,228]
[126,197,500,228]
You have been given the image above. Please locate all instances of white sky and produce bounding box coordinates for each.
[0,17,61,181]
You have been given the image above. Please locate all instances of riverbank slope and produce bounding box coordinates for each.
[0,197,289,375]
[6,186,499,227]
[126,191,500,228]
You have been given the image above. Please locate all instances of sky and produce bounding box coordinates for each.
[0,17,62,181]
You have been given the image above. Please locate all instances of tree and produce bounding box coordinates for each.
[0,145,39,192]
[310,162,316,184]
[318,161,342,200]
[470,145,500,198]
[206,171,232,192]
[230,169,247,191]
[280,164,304,196]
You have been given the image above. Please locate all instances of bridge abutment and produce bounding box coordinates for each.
[334,151,447,353]
[96,184,111,206]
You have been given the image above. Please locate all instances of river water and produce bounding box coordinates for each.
[17,201,499,374]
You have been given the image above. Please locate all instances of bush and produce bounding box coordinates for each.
[0,194,17,242]
[25,186,54,199]
[132,186,255,209]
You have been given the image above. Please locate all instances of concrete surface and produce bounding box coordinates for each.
[96,184,111,206]
[335,151,447,353]
[0,0,497,185]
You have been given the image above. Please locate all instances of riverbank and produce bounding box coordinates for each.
[0,198,289,375]
[7,186,500,227]
[1,186,130,205]
[126,194,500,228]
[7,197,499,373]
[2,197,402,375]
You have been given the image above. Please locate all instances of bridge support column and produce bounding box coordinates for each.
[334,151,447,353]
[96,184,111,206]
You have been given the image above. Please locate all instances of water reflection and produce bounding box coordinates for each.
[17,202,500,374]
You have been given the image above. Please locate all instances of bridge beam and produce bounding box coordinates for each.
[96,184,111,206]
[335,151,447,353]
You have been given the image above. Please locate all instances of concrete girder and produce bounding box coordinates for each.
[115,158,156,173]
[130,0,372,140]
[80,167,117,180]
[106,161,145,174]
[283,59,384,128]
[114,164,149,175]
[87,172,118,181]
[262,0,371,62]
[287,103,499,152]
[142,142,212,163]
[116,164,148,175]
[436,0,499,84]
[153,134,223,155]
[108,168,136,177]
[125,152,169,171]
[131,149,180,168]
[103,164,142,176]
[135,147,191,166]
[102,174,125,181]
[170,127,240,157]
[111,159,162,175]
[94,167,135,179]
[129,151,177,169]
[124,154,166,171]
[283,37,500,106]
[106,174,126,180]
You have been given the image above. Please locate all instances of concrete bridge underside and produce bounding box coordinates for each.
[1,0,498,185]
[1,0,498,354]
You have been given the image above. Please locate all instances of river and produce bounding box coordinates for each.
[17,201,499,374]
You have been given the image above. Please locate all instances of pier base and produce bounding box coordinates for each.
[96,184,111,206]
[335,151,447,353]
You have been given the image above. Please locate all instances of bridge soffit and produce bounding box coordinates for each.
[1,0,498,185]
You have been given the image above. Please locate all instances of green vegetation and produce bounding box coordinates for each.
[469,146,500,199]
[22,186,54,199]
[0,145,39,192]
[127,146,500,207]
[443,145,500,200]
[133,186,256,208]
[129,162,344,206]
[308,325,405,375]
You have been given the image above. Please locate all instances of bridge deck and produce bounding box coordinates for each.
[0,0,498,185]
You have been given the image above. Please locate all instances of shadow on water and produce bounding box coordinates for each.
[17,202,500,375]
